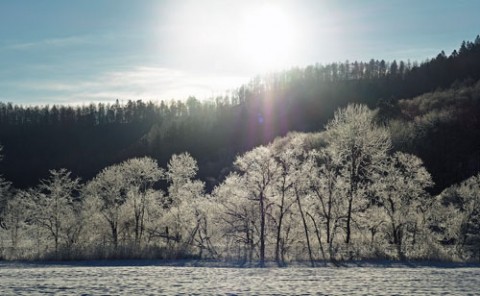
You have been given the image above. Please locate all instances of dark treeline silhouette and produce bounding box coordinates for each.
[0,36,480,193]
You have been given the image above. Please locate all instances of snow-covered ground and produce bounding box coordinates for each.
[0,262,479,295]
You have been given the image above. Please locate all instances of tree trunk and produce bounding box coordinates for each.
[307,212,326,264]
[395,226,405,261]
[296,187,314,267]
[275,213,283,265]
[54,214,59,256]
[134,213,140,244]
[345,197,353,244]
[110,221,118,250]
[259,191,266,268]
[346,150,357,245]
[313,181,334,260]
[388,199,404,261]
[275,188,286,266]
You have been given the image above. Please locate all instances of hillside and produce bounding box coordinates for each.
[388,81,480,193]
[0,36,479,193]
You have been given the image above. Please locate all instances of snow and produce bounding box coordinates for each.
[0,262,479,295]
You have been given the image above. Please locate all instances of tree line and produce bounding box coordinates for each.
[2,35,479,128]
[1,104,478,265]
[0,36,479,192]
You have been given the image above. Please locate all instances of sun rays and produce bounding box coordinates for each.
[238,4,299,72]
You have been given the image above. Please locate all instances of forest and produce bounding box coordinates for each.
[0,36,479,264]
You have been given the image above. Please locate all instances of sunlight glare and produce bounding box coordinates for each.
[238,4,298,72]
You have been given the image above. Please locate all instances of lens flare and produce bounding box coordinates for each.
[238,4,298,72]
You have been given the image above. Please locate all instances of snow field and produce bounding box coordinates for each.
[0,265,479,295]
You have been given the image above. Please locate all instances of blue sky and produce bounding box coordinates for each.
[1,0,479,105]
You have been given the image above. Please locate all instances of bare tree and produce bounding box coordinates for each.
[167,152,199,201]
[234,146,281,267]
[85,164,126,250]
[435,174,480,260]
[325,104,391,245]
[120,157,164,245]
[373,152,433,260]
[0,145,12,231]
[269,134,307,265]
[30,169,80,256]
[85,157,164,251]
[310,148,346,261]
[164,153,209,255]
[214,173,257,263]
[2,190,31,258]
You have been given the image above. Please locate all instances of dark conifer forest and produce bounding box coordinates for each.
[2,36,480,192]
[0,36,479,264]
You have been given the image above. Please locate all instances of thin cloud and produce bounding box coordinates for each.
[83,67,249,101]
[4,35,96,51]
[2,66,249,105]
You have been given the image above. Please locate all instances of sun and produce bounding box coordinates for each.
[238,5,297,72]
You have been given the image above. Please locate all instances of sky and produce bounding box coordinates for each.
[0,0,479,105]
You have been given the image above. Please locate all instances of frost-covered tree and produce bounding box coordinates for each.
[309,147,347,260]
[120,157,164,245]
[163,153,209,255]
[373,152,433,260]
[292,151,317,266]
[213,172,257,262]
[268,133,324,265]
[436,174,480,260]
[269,135,304,265]
[85,157,164,251]
[268,134,320,266]
[0,145,12,231]
[1,190,32,259]
[190,194,219,258]
[167,152,199,201]
[85,164,126,250]
[30,169,80,255]
[234,146,281,267]
[325,104,391,245]
[0,178,11,230]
